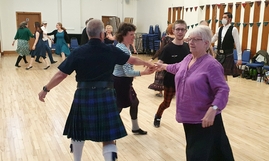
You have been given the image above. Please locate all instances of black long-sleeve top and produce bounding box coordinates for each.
[47,29,70,44]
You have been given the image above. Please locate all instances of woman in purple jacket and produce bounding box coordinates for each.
[156,25,234,161]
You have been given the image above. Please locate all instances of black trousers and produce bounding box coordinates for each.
[183,114,234,161]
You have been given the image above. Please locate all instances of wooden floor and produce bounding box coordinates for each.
[1,53,269,161]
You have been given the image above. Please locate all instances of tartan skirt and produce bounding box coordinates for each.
[16,39,30,56]
[222,54,240,76]
[148,71,165,91]
[63,88,127,142]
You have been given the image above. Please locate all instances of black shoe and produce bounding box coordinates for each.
[132,128,147,135]
[233,74,240,78]
[154,116,161,128]
[44,66,50,70]
[15,65,21,67]
[26,66,33,70]
[51,61,57,64]
[35,60,42,63]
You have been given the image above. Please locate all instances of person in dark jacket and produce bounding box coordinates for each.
[80,18,93,45]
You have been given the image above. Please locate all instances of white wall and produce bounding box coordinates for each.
[0,0,133,51]
[136,0,184,34]
[0,0,267,52]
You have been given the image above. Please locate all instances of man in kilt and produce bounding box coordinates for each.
[38,19,155,161]
[212,12,242,80]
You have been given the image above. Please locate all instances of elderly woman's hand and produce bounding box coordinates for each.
[155,62,167,71]
[201,107,217,128]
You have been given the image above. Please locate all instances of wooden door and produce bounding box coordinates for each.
[102,16,113,26]
[16,12,41,49]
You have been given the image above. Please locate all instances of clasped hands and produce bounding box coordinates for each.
[143,62,167,75]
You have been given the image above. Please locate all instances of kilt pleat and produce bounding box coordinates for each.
[63,88,127,142]
[222,54,240,76]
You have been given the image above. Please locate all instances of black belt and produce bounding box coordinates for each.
[218,49,233,55]
[77,81,114,89]
[217,53,233,57]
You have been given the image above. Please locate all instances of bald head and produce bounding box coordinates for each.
[199,20,209,26]
[86,19,104,39]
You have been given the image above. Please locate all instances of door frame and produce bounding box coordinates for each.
[16,12,42,49]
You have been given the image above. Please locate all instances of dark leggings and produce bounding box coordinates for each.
[118,97,139,120]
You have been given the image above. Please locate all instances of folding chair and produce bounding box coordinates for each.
[70,37,79,51]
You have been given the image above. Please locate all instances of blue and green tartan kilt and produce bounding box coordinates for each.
[63,88,127,142]
[16,39,30,56]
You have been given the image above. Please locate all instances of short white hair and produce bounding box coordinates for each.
[86,19,104,37]
[189,25,212,49]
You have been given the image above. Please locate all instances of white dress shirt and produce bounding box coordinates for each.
[212,24,242,60]
[41,26,49,41]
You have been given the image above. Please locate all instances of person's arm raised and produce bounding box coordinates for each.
[127,56,155,68]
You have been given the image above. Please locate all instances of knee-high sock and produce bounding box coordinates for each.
[103,144,117,161]
[131,119,139,131]
[15,55,22,66]
[22,55,28,63]
[71,140,85,161]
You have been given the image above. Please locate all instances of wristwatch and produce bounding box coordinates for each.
[43,86,50,92]
[211,105,218,110]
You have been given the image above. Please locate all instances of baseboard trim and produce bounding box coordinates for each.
[2,51,17,55]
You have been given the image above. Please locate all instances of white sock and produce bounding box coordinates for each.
[71,139,85,161]
[131,119,139,131]
[103,144,117,161]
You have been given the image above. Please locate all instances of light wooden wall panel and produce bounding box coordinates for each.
[172,7,177,23]
[250,2,261,56]
[235,2,242,32]
[168,8,172,24]
[218,5,225,28]
[211,4,217,34]
[242,3,251,51]
[261,2,269,51]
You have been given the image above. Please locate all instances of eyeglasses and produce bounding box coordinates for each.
[175,28,186,32]
[187,37,203,43]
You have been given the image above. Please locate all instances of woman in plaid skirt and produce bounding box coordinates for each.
[148,24,174,97]
[12,21,34,67]
[38,19,154,161]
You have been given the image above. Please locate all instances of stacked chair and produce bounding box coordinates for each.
[142,25,161,54]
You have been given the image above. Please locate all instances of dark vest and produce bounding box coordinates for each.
[217,25,234,53]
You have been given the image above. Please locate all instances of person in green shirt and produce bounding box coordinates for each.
[12,21,34,67]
